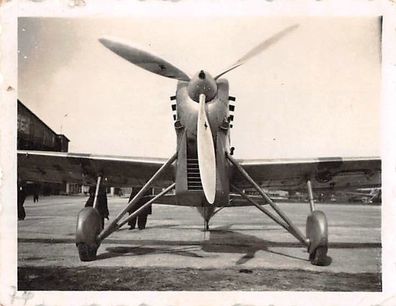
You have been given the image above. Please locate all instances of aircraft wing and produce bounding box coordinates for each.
[18,150,175,187]
[231,156,381,191]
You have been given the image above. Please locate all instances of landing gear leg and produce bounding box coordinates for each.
[75,153,177,262]
[204,220,210,231]
[98,153,177,243]
[227,153,330,266]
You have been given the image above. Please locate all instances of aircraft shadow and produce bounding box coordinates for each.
[19,226,379,266]
[97,245,203,261]
[98,225,324,265]
[17,236,381,250]
[117,224,178,232]
[96,227,298,264]
[201,225,307,264]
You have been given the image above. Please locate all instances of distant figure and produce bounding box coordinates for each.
[33,184,40,203]
[85,186,109,229]
[18,184,26,220]
[128,187,152,230]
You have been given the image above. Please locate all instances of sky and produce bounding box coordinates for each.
[18,16,381,159]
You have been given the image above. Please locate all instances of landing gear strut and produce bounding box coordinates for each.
[204,220,209,231]
[227,153,329,266]
[75,153,177,261]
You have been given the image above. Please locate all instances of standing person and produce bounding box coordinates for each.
[18,184,26,220]
[85,186,109,229]
[128,187,152,230]
[33,184,40,203]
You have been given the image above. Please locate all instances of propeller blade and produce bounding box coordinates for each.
[99,37,190,81]
[215,24,299,79]
[197,94,216,204]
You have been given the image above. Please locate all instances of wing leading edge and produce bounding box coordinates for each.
[18,151,381,200]
[231,156,381,191]
[18,150,175,188]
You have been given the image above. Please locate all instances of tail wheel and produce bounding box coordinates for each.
[77,243,98,261]
[309,246,328,266]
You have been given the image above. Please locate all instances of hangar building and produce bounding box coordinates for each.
[17,100,69,152]
[17,100,76,195]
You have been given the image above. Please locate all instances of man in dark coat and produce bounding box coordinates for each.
[33,183,40,203]
[128,187,152,230]
[85,186,109,229]
[18,184,26,220]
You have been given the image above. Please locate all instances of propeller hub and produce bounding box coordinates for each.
[187,70,217,102]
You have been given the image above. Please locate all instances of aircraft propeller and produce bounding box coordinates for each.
[99,24,298,83]
[99,24,298,205]
[197,93,216,204]
[99,38,190,81]
[214,24,299,79]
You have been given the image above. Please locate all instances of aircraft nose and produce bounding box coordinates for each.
[187,70,217,102]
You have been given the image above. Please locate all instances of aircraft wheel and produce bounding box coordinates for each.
[309,246,328,266]
[75,207,102,261]
[138,215,147,230]
[77,243,97,261]
[306,210,329,266]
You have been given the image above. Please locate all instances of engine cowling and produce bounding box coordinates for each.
[187,70,217,102]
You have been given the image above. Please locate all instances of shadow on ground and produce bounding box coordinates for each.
[19,224,378,267]
[96,225,336,265]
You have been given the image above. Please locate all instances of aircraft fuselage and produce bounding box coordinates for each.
[173,71,232,214]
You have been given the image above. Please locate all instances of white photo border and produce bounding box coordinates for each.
[1,0,396,305]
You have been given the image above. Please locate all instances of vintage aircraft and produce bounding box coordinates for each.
[346,188,382,203]
[18,24,381,265]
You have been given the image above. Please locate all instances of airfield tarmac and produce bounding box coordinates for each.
[18,195,381,291]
